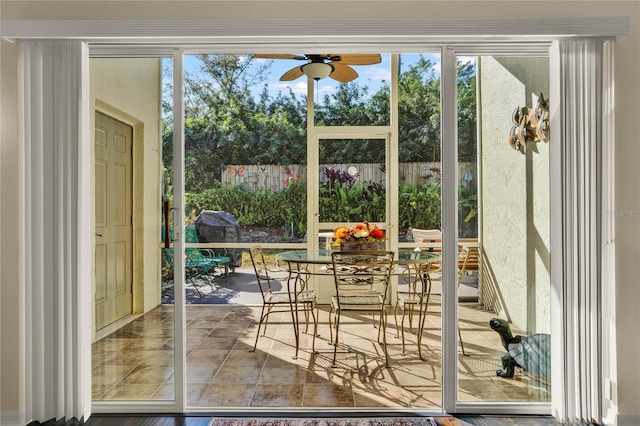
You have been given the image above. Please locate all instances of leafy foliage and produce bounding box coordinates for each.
[163,54,477,194]
[163,54,307,193]
[457,61,477,163]
[181,173,476,239]
[162,54,478,238]
[184,177,308,237]
[398,56,441,162]
[458,183,478,237]
[398,182,442,230]
[319,181,387,223]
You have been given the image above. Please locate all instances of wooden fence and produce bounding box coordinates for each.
[221,162,476,192]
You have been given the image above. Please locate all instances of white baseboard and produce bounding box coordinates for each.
[0,410,24,426]
[616,414,640,426]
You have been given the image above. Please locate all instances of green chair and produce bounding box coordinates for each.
[162,225,231,297]
[185,225,231,278]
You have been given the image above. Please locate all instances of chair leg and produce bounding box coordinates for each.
[187,276,203,298]
[332,310,341,367]
[328,308,334,345]
[381,308,390,367]
[263,304,274,334]
[310,302,318,353]
[400,304,408,354]
[206,266,225,290]
[251,305,268,352]
[373,307,390,366]
[393,302,400,338]
[204,274,219,293]
[407,304,414,332]
[417,302,429,361]
[458,325,467,356]
[303,304,310,333]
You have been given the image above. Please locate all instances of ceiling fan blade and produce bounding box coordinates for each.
[279,66,305,81]
[329,63,358,83]
[253,54,306,60]
[331,54,382,65]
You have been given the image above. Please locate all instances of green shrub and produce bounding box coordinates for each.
[180,179,476,239]
[398,182,442,230]
[458,184,478,238]
[184,180,307,237]
[319,181,386,223]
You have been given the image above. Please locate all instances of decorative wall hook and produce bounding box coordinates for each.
[508,93,549,152]
[529,93,549,142]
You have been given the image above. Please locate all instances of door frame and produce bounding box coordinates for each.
[90,47,553,416]
[309,130,394,242]
[92,102,142,341]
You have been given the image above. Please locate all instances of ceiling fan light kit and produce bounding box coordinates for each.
[252,53,381,83]
[301,62,334,80]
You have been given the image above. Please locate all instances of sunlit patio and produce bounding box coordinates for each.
[88,51,554,413]
[92,289,550,407]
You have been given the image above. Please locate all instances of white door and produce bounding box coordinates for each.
[94,111,133,330]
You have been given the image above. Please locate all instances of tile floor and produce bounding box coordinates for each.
[92,301,550,408]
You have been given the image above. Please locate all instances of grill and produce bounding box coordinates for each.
[194,210,243,268]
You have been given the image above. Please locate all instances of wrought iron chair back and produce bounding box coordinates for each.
[329,250,394,367]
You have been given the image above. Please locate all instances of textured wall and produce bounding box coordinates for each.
[479,57,550,333]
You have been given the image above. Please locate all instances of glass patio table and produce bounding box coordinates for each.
[275,249,440,358]
[276,248,440,266]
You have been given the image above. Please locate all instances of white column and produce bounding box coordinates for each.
[20,40,91,424]
[440,45,458,414]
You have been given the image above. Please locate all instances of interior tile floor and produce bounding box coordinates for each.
[92,301,550,408]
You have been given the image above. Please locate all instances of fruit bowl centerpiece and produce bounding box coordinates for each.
[331,222,387,250]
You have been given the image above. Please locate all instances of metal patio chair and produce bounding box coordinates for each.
[248,245,318,357]
[394,245,470,358]
[162,247,227,297]
[329,250,394,367]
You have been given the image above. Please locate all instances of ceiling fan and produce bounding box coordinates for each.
[252,53,382,82]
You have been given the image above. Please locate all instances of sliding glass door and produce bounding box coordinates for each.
[89,48,551,416]
[90,56,176,404]
[453,53,551,409]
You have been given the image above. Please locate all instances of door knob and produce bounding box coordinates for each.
[96,233,103,237]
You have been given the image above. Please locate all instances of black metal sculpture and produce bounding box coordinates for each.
[489,318,550,385]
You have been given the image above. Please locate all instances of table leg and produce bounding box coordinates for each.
[416,270,431,361]
[287,264,300,359]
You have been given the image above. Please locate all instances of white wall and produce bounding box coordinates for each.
[0,38,22,425]
[1,1,639,423]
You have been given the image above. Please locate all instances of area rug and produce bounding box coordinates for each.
[209,418,440,426]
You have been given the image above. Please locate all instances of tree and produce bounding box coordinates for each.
[396,55,477,163]
[316,81,388,127]
[398,55,441,163]
[314,82,390,164]
[162,54,477,193]
[169,54,308,193]
[457,59,477,163]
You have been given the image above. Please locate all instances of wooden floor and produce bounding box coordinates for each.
[84,414,566,426]
[85,416,210,426]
